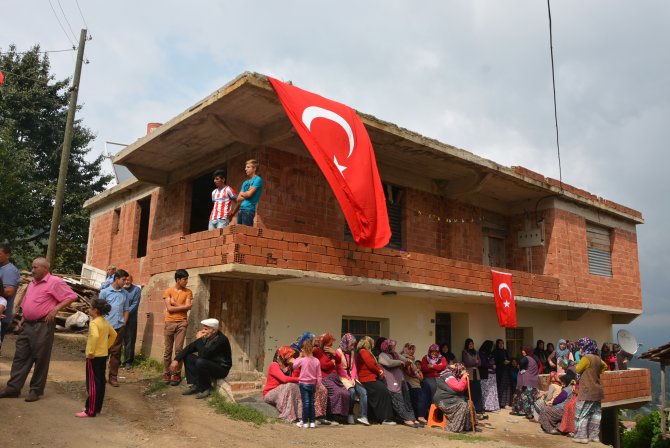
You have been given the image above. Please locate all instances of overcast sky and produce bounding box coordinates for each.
[2,1,669,349]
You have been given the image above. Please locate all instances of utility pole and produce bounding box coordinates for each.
[46,28,87,267]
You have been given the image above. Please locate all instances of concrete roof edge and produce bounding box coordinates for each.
[83,177,144,209]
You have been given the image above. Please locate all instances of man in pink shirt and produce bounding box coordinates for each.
[0,257,77,402]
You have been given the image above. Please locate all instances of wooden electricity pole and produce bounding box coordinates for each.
[46,28,87,267]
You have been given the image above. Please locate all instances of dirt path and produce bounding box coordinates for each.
[0,334,609,448]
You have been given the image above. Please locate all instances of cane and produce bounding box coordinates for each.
[466,375,476,433]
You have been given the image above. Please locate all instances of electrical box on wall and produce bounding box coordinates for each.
[517,229,543,247]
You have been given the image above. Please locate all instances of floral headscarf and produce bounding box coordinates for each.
[291,332,315,353]
[577,337,599,356]
[340,333,357,352]
[427,343,443,365]
[276,345,295,363]
[317,332,335,350]
[446,362,466,379]
[357,336,374,352]
[380,339,399,360]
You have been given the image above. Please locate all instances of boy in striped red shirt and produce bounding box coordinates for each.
[208,169,237,230]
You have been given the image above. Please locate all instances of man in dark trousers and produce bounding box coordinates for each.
[122,274,142,369]
[0,257,77,402]
[173,318,232,399]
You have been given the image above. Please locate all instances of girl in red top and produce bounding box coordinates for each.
[421,343,448,403]
[356,336,396,425]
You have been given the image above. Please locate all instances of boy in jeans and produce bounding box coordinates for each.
[163,269,193,385]
[208,169,237,230]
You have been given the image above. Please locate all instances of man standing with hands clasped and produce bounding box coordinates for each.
[0,258,77,402]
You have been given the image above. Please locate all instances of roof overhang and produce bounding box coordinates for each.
[111,71,642,223]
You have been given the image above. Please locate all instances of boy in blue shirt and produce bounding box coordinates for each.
[234,159,263,226]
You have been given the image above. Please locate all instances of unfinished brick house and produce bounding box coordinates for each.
[83,73,649,423]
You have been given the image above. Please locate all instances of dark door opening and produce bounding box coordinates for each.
[136,196,151,258]
[189,170,222,234]
[435,312,452,350]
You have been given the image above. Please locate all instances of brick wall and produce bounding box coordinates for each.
[149,224,560,300]
[601,368,651,406]
[543,208,642,310]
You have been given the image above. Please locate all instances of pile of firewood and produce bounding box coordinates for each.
[11,272,99,333]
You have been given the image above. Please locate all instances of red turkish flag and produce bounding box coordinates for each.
[268,77,391,248]
[491,270,517,328]
[0,71,4,85]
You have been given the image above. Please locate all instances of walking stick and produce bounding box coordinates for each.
[466,375,476,433]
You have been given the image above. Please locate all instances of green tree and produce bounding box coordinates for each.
[0,45,112,273]
[622,411,670,448]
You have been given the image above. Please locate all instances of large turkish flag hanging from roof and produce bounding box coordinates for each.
[268,77,391,248]
[491,270,518,328]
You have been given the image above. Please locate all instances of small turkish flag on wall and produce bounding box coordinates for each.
[491,270,517,328]
[268,77,391,248]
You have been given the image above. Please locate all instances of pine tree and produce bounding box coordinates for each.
[0,45,112,273]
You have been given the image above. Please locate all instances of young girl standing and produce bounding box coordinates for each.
[75,299,117,418]
[292,337,321,428]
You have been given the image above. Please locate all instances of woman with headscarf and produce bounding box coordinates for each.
[478,340,499,412]
[510,345,540,417]
[548,338,574,375]
[356,336,396,425]
[378,339,421,427]
[531,371,563,421]
[372,336,387,358]
[335,333,370,425]
[534,340,548,374]
[538,370,576,434]
[493,339,512,408]
[401,343,430,424]
[462,338,483,414]
[573,337,607,444]
[440,342,457,363]
[434,363,478,433]
[288,332,330,423]
[313,332,350,421]
[421,343,448,402]
[263,346,302,422]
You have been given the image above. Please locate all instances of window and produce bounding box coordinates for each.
[112,208,121,234]
[341,317,385,341]
[136,196,151,258]
[505,327,525,359]
[344,182,404,249]
[587,223,612,277]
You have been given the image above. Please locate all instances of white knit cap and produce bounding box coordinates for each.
[201,318,220,330]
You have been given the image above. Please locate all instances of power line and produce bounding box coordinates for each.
[47,0,76,47]
[0,48,76,56]
[75,0,89,30]
[546,0,564,191]
[57,0,79,43]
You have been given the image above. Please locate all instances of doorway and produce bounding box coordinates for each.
[435,312,452,350]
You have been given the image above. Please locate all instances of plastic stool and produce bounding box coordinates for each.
[427,404,446,429]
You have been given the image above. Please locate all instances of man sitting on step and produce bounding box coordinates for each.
[173,318,232,399]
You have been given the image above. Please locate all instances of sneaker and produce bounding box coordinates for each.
[382,420,397,426]
[74,411,89,418]
[195,388,211,399]
[347,415,355,425]
[170,374,182,386]
[309,422,316,428]
[356,416,370,426]
[296,420,305,428]
[572,439,589,444]
[163,372,171,384]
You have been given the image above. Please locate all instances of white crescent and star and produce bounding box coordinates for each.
[498,282,513,308]
[301,106,355,175]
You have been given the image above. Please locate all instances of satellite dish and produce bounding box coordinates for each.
[617,329,639,355]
